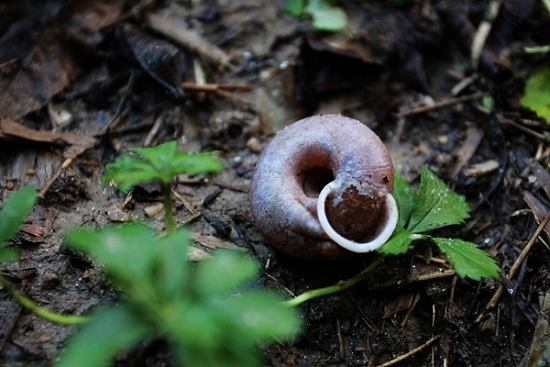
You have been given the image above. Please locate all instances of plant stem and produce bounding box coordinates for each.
[283,254,386,307]
[1,276,89,325]
[161,183,175,233]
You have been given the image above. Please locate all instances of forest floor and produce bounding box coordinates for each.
[1,0,550,366]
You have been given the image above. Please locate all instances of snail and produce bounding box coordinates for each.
[249,114,398,260]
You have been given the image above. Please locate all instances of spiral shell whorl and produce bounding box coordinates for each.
[250,114,396,260]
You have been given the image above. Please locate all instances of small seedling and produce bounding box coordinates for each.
[286,167,501,306]
[102,141,223,232]
[284,0,348,31]
[57,141,302,367]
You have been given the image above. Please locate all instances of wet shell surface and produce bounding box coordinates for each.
[250,114,398,260]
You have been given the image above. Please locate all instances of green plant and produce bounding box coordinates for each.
[521,63,550,124]
[285,167,500,307]
[380,166,500,280]
[102,141,223,232]
[57,141,301,367]
[284,0,348,31]
[0,186,38,263]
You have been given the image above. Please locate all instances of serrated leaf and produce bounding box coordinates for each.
[305,0,348,31]
[0,186,38,245]
[407,167,470,233]
[521,64,550,124]
[56,305,150,367]
[102,141,222,192]
[393,172,416,228]
[194,251,259,297]
[379,226,413,255]
[432,238,500,280]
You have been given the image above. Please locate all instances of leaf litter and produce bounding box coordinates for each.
[1,0,550,366]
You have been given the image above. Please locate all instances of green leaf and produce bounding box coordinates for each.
[304,0,348,31]
[379,226,413,255]
[284,0,305,16]
[194,251,259,297]
[432,238,500,280]
[521,64,550,123]
[393,172,416,228]
[224,291,302,341]
[407,167,470,233]
[0,186,38,245]
[102,141,222,192]
[65,224,158,301]
[56,305,150,367]
[0,247,17,263]
[155,227,191,302]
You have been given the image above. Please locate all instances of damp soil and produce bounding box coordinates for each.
[1,1,550,366]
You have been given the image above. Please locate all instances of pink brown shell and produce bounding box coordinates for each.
[250,114,397,260]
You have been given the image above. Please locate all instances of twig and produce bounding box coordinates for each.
[471,0,502,69]
[475,210,550,323]
[500,117,550,143]
[376,335,440,367]
[1,275,88,325]
[146,7,232,68]
[39,149,85,199]
[283,255,385,307]
[0,58,17,70]
[182,82,252,93]
[395,92,488,119]
[171,188,201,225]
[143,115,164,147]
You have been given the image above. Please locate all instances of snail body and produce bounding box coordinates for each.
[250,114,398,260]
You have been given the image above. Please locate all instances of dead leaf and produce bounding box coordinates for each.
[0,0,128,119]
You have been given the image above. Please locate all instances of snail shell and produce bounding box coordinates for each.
[250,114,398,260]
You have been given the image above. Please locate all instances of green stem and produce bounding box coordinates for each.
[283,254,386,307]
[161,183,175,233]
[542,0,550,15]
[1,276,88,325]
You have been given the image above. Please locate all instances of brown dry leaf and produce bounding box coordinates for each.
[0,0,128,119]
[0,117,96,157]
[190,233,247,252]
[526,291,550,367]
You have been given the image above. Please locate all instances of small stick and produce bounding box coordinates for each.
[500,117,550,143]
[414,269,456,282]
[396,92,488,119]
[471,0,502,69]
[146,10,232,67]
[39,150,83,199]
[171,188,201,225]
[376,335,440,367]
[475,210,550,323]
[336,319,345,358]
[182,82,252,93]
[143,115,164,147]
[0,58,17,70]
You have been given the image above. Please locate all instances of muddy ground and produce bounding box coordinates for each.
[1,0,550,366]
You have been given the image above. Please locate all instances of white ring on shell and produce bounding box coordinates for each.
[317,181,399,253]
